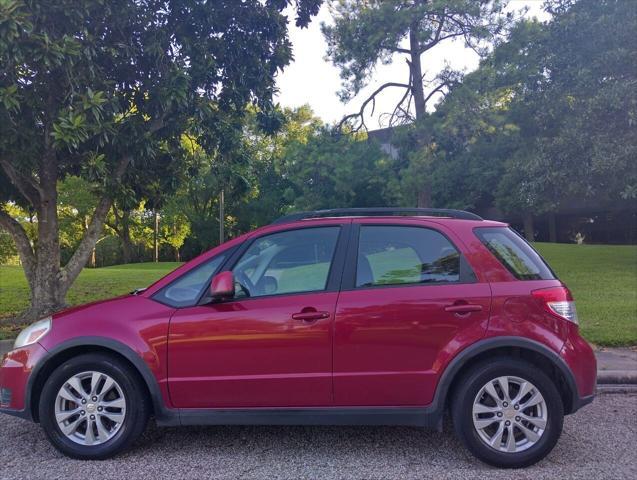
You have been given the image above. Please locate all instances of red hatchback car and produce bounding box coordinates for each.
[0,208,596,467]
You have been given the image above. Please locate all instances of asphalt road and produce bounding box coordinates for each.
[1,393,635,480]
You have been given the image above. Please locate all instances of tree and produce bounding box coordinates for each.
[232,105,324,231]
[393,0,636,239]
[502,0,637,210]
[284,128,394,210]
[323,0,515,206]
[0,0,321,320]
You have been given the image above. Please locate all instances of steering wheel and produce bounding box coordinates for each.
[234,270,256,298]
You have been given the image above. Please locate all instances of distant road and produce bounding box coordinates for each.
[0,393,635,479]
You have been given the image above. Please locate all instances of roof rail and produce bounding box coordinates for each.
[271,207,483,225]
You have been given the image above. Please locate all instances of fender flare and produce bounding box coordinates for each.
[25,336,176,424]
[430,336,580,414]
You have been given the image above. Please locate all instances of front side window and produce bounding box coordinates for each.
[474,227,556,280]
[232,227,340,298]
[153,254,227,307]
[356,226,461,287]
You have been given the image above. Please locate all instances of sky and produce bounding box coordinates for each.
[275,0,550,130]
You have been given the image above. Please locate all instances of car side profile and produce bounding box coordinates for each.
[0,208,596,468]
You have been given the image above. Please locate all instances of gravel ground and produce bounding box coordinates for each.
[1,393,635,480]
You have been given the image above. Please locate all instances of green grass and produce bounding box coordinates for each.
[0,243,636,345]
[0,262,180,339]
[533,243,637,346]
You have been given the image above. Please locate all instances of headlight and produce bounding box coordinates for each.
[13,317,51,349]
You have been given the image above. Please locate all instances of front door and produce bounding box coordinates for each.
[168,224,347,408]
[333,222,491,406]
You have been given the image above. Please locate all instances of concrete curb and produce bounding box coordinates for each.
[1,338,635,385]
[0,339,12,353]
[596,370,637,385]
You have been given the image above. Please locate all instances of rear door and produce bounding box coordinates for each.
[333,220,491,406]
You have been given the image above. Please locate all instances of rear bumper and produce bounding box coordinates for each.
[561,326,597,412]
[0,342,48,421]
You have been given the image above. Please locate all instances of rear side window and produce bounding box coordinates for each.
[474,227,555,280]
[356,226,462,287]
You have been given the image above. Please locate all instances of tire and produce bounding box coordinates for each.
[39,353,149,460]
[451,358,564,468]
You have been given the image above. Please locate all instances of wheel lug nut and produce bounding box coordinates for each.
[92,396,98,402]
[80,411,85,415]
[90,414,95,420]
[505,420,511,426]
[514,405,519,410]
[98,407,103,412]
[497,412,503,417]
[503,402,508,407]
[81,399,86,404]
[515,416,521,422]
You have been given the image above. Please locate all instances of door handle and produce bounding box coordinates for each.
[444,304,483,314]
[292,311,330,322]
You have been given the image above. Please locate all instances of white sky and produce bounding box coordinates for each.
[275,0,550,129]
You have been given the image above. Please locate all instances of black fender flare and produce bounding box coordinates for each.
[24,336,177,424]
[429,336,582,415]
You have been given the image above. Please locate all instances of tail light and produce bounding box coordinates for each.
[532,286,579,324]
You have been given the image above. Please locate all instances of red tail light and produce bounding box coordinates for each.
[532,286,579,324]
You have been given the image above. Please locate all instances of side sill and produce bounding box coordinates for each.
[0,407,31,421]
[156,407,443,429]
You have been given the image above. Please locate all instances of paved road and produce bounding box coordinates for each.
[0,393,635,480]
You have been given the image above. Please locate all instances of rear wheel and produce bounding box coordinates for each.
[39,353,149,459]
[452,358,564,468]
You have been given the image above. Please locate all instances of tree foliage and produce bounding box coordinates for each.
[0,0,321,319]
[394,0,636,217]
[323,0,514,131]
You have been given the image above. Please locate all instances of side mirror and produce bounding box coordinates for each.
[210,271,235,300]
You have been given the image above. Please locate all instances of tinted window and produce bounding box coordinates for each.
[233,227,340,298]
[356,226,460,287]
[475,227,556,280]
[153,255,227,307]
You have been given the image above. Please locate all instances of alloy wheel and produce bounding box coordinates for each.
[472,375,548,453]
[54,371,127,446]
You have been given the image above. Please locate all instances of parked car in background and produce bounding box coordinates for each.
[0,208,596,467]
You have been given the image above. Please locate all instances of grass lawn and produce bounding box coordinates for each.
[0,262,181,339]
[533,243,637,346]
[0,243,635,345]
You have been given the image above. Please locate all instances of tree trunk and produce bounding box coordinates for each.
[174,247,180,262]
[409,27,426,120]
[548,212,557,243]
[1,144,131,322]
[219,189,225,245]
[120,211,133,264]
[153,210,159,262]
[409,25,431,208]
[523,213,535,242]
[24,156,67,319]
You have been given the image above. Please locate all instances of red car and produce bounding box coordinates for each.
[0,208,595,467]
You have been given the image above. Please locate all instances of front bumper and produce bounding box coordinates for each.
[0,342,48,420]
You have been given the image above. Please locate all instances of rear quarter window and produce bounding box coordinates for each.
[474,227,556,280]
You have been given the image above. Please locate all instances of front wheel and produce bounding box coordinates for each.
[39,353,149,459]
[451,358,564,468]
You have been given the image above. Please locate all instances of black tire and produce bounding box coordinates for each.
[39,353,149,460]
[451,358,564,468]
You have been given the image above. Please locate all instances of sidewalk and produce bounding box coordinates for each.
[0,340,635,384]
[595,347,637,384]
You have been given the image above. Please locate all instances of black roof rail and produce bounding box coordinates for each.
[271,208,483,225]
